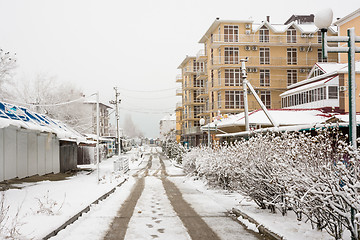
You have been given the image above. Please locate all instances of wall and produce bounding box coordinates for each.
[60,141,78,173]
[0,126,60,182]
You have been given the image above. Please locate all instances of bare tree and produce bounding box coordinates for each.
[0,49,17,98]
[8,73,89,133]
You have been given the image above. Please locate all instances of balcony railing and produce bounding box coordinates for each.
[211,34,322,45]
[176,88,182,96]
[183,126,202,135]
[211,56,337,66]
[196,49,207,61]
[176,102,182,109]
[176,74,182,82]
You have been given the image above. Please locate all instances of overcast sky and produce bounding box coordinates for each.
[0,0,358,138]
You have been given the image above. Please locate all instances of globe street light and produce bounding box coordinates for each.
[315,8,360,149]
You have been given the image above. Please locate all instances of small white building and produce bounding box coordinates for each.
[0,101,89,182]
[280,62,360,111]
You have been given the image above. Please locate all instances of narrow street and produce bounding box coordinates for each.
[104,147,264,240]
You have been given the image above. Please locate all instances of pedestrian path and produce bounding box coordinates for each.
[104,150,264,240]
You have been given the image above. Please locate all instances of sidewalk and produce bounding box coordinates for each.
[0,151,140,239]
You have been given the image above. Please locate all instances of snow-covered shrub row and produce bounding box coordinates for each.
[161,141,187,164]
[182,127,360,239]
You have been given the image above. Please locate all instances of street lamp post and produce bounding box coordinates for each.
[315,8,360,148]
[200,118,211,147]
[315,8,360,240]
[214,119,219,146]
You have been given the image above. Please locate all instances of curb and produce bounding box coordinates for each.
[231,208,283,240]
[43,178,128,240]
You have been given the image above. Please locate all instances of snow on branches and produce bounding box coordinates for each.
[182,126,360,239]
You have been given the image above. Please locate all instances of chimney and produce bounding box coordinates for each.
[266,16,270,22]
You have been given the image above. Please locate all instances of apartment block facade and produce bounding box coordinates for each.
[176,16,338,146]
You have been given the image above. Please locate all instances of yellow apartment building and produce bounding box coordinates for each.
[334,8,360,63]
[177,15,338,146]
[177,56,206,146]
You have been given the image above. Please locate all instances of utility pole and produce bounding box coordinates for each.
[109,87,122,155]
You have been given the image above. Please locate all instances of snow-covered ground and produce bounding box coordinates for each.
[1,146,336,240]
[0,148,144,239]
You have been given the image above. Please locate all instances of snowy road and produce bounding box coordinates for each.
[104,148,263,240]
[51,147,264,240]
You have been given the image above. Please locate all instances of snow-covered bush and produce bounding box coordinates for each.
[182,126,360,239]
[161,141,187,164]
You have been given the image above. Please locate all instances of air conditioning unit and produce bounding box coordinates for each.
[340,86,347,91]
[245,30,251,35]
[252,46,258,51]
[299,68,306,73]
[245,24,251,29]
[299,47,306,52]
[301,33,307,38]
[245,46,251,51]
[308,33,314,38]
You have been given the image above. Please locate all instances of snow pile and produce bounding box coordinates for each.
[183,126,360,239]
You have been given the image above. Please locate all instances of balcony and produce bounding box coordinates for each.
[197,87,209,99]
[210,56,338,69]
[196,68,207,80]
[183,66,197,75]
[176,74,182,82]
[176,102,182,110]
[183,126,202,135]
[196,49,207,62]
[210,34,324,48]
[176,88,182,96]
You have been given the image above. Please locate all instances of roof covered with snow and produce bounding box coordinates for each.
[203,109,359,130]
[334,8,360,26]
[286,61,360,91]
[0,101,88,143]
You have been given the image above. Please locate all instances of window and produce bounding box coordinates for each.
[224,25,239,42]
[328,86,338,99]
[260,48,270,64]
[287,48,297,65]
[211,92,214,110]
[218,70,221,85]
[287,27,297,43]
[260,90,271,109]
[260,69,270,86]
[217,92,221,109]
[225,47,239,64]
[287,69,297,86]
[225,69,241,86]
[211,70,214,87]
[194,79,204,88]
[318,49,327,62]
[193,60,200,72]
[225,90,244,109]
[194,106,203,117]
[259,26,269,43]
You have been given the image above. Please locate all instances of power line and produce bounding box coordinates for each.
[118,87,176,93]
